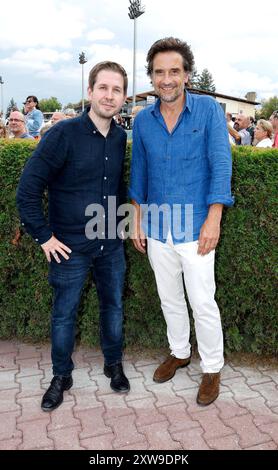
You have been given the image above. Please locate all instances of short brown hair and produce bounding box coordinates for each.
[88,61,128,95]
[146,37,195,77]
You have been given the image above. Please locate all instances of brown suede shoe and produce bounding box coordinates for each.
[197,372,220,406]
[153,355,191,383]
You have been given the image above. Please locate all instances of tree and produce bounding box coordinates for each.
[197,68,216,93]
[39,97,62,112]
[189,68,199,89]
[5,98,18,119]
[257,96,278,119]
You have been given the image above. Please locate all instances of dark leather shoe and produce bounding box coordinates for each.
[104,363,130,393]
[153,355,191,383]
[197,372,220,406]
[41,375,73,412]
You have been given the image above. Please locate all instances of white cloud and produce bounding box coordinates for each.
[0,0,86,49]
[0,48,71,72]
[87,28,115,41]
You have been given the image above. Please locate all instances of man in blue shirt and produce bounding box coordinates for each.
[129,38,234,406]
[17,61,130,412]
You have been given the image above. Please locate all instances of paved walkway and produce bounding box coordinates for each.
[0,340,277,451]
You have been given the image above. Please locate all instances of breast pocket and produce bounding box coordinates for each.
[183,128,205,160]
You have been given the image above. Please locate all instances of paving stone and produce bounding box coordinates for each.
[0,352,18,371]
[245,441,278,450]
[17,396,46,423]
[206,434,241,450]
[176,387,217,414]
[94,374,114,395]
[240,396,278,426]
[17,419,53,450]
[214,391,250,420]
[171,371,200,391]
[0,340,18,354]
[223,377,261,401]
[76,407,112,439]
[125,377,154,402]
[147,383,184,408]
[87,356,105,375]
[37,346,52,365]
[16,357,43,378]
[160,403,200,434]
[0,389,21,413]
[0,410,21,440]
[17,375,44,398]
[99,394,134,420]
[136,364,159,386]
[225,414,272,448]
[71,385,102,411]
[0,370,20,391]
[0,437,22,450]
[140,421,182,450]
[122,361,143,379]
[106,415,146,449]
[128,397,167,427]
[186,361,202,376]
[232,366,273,385]
[259,422,278,445]
[172,427,210,450]
[48,400,81,431]
[72,368,94,388]
[80,434,114,450]
[16,344,41,360]
[220,364,243,381]
[251,382,278,408]
[191,408,234,440]
[134,358,159,368]
[260,370,278,384]
[72,350,92,369]
[48,426,83,450]
[116,442,149,450]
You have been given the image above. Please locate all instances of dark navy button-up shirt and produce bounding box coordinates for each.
[16,109,127,253]
[129,92,234,243]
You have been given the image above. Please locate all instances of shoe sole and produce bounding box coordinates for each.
[104,369,130,393]
[153,360,191,383]
[196,392,219,407]
[41,380,73,412]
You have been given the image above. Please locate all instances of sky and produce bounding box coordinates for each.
[0,0,278,111]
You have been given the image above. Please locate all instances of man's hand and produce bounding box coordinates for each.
[41,235,72,263]
[131,200,147,254]
[198,204,223,256]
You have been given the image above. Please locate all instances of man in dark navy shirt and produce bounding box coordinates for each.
[17,61,130,412]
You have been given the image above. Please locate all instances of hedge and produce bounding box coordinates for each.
[0,139,277,355]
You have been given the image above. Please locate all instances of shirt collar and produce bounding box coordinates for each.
[151,89,192,117]
[81,106,117,135]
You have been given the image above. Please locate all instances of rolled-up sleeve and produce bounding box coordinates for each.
[206,100,234,207]
[128,117,148,204]
[16,124,68,244]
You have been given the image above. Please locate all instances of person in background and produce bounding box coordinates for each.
[130,37,233,407]
[226,112,234,128]
[254,120,273,148]
[228,114,251,145]
[23,96,44,139]
[9,111,34,139]
[269,110,278,148]
[51,111,66,125]
[0,121,8,139]
[64,108,77,119]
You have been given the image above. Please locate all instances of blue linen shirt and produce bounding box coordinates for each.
[16,109,127,253]
[129,92,234,243]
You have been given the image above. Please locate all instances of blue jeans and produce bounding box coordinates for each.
[48,243,126,376]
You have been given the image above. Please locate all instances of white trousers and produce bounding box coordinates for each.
[147,235,224,373]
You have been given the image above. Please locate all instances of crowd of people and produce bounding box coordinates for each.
[226,111,278,148]
[0,96,77,140]
[1,93,277,149]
